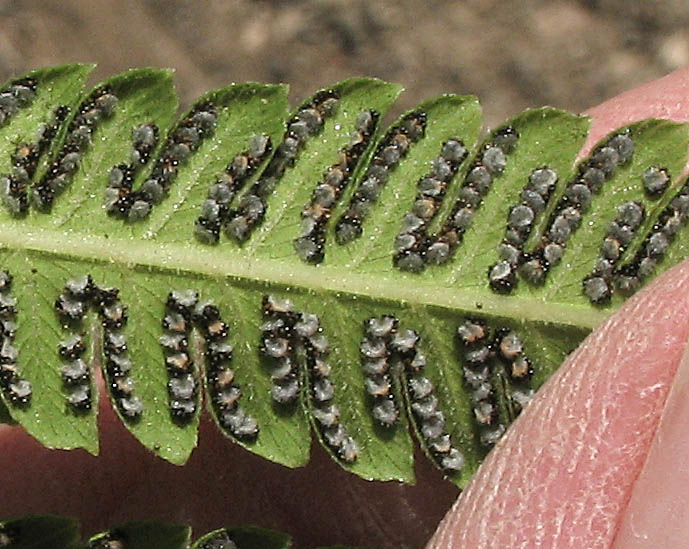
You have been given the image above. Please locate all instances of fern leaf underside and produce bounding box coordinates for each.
[0,64,687,489]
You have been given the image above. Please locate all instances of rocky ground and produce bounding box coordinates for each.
[0,0,687,126]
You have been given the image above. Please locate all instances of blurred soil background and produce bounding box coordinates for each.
[1,0,688,127]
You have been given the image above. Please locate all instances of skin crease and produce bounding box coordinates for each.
[2,68,689,548]
[429,65,689,549]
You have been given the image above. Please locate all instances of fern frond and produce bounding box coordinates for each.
[0,64,686,490]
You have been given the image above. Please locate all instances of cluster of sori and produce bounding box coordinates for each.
[33,87,119,211]
[393,138,469,272]
[97,286,142,420]
[115,101,218,221]
[335,110,427,245]
[195,298,259,440]
[360,316,465,472]
[260,295,302,404]
[194,134,273,244]
[615,171,688,293]
[522,131,635,288]
[103,123,160,220]
[1,105,70,215]
[360,316,401,427]
[88,531,125,549]
[55,275,142,418]
[225,90,340,243]
[160,290,201,424]
[301,310,359,462]
[583,200,646,304]
[0,77,37,127]
[199,530,237,549]
[488,167,559,291]
[398,326,466,474]
[54,275,95,413]
[457,319,506,446]
[199,533,234,549]
[458,321,535,444]
[493,328,534,412]
[294,108,379,263]
[0,271,32,408]
[424,127,520,272]
[260,296,359,461]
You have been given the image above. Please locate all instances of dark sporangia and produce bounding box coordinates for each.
[615,175,689,294]
[161,290,201,424]
[194,297,259,440]
[225,89,340,243]
[260,295,301,405]
[96,286,143,421]
[401,324,465,475]
[108,101,217,221]
[457,318,505,446]
[335,109,427,245]
[0,76,37,128]
[54,275,142,418]
[359,315,401,427]
[583,200,645,304]
[103,123,160,220]
[443,126,519,250]
[488,166,558,291]
[194,134,273,244]
[642,165,671,197]
[0,270,32,408]
[397,126,519,275]
[198,530,237,549]
[300,311,359,463]
[494,329,534,413]
[261,296,359,462]
[294,109,379,263]
[360,314,467,472]
[0,104,70,216]
[457,319,537,445]
[393,138,469,272]
[32,87,119,211]
[524,130,635,287]
[88,530,126,549]
[55,275,95,413]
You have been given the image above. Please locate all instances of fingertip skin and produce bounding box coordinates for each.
[428,259,689,548]
[612,293,689,546]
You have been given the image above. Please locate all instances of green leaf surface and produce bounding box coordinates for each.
[0,515,79,549]
[328,94,484,271]
[442,107,591,288]
[6,253,100,453]
[145,82,290,243]
[200,283,311,468]
[41,68,179,234]
[85,521,190,549]
[249,78,403,259]
[0,64,94,180]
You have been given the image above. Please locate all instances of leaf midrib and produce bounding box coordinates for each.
[2,222,610,330]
